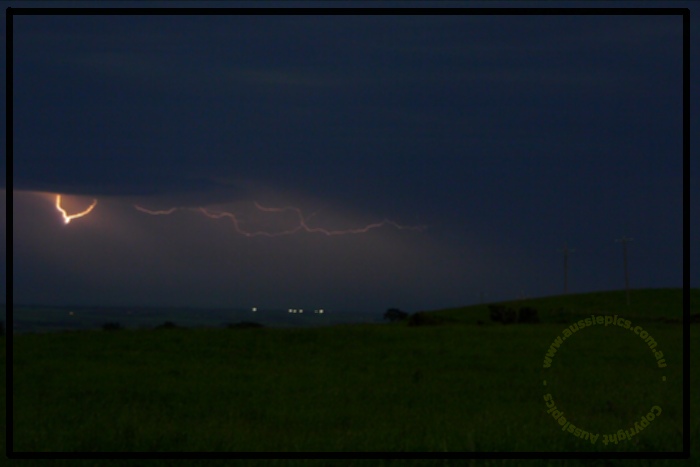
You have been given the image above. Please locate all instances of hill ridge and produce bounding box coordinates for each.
[421,287,697,325]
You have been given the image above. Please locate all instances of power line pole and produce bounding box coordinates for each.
[615,236,633,306]
[559,243,575,295]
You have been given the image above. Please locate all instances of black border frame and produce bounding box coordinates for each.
[5,5,691,460]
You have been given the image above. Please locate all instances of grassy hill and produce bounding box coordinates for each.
[4,288,698,463]
[424,287,697,325]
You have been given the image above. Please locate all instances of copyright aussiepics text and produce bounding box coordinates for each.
[542,314,667,369]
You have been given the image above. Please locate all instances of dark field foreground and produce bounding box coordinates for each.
[5,289,698,465]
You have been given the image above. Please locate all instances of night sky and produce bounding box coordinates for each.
[6,3,697,314]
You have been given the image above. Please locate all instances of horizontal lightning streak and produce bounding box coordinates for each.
[198,207,304,237]
[254,202,425,236]
[134,201,426,237]
[134,205,178,215]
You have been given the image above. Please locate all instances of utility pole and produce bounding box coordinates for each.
[559,243,575,295]
[615,236,633,306]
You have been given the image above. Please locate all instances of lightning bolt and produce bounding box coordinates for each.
[134,205,179,215]
[253,202,424,236]
[197,206,304,237]
[135,201,426,237]
[55,195,97,224]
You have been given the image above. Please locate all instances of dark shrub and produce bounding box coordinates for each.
[384,308,409,322]
[517,307,540,323]
[227,321,264,329]
[407,311,443,327]
[489,305,504,323]
[476,320,484,325]
[488,305,517,324]
[0,321,4,336]
[502,308,517,324]
[155,321,179,330]
[691,313,700,324]
[102,322,122,331]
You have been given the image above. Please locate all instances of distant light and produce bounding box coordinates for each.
[69,311,74,316]
[319,309,324,314]
[252,307,257,312]
[299,309,303,313]
[288,308,293,313]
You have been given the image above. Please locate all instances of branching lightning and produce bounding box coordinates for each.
[135,201,426,237]
[55,195,98,224]
[253,202,424,236]
[50,194,424,234]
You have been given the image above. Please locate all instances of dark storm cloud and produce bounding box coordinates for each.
[7,5,695,310]
[12,13,680,200]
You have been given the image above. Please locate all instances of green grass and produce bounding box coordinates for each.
[4,288,698,465]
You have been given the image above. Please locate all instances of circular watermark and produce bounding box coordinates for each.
[541,314,668,446]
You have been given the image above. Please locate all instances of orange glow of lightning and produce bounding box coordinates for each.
[55,195,98,224]
[134,201,426,237]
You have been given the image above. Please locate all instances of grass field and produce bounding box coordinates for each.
[4,288,698,465]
